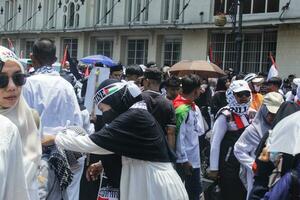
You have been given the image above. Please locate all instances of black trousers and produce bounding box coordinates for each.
[219,175,247,200]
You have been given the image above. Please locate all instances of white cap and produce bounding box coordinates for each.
[263,92,284,114]
[244,73,264,84]
[229,80,251,93]
[293,78,300,86]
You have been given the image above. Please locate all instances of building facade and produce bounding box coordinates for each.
[0,0,299,77]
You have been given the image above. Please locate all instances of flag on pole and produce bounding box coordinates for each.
[84,66,90,77]
[209,45,214,63]
[7,38,15,53]
[267,52,279,80]
[20,50,24,59]
[61,45,68,66]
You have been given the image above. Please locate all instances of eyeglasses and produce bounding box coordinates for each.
[234,91,251,98]
[0,73,27,88]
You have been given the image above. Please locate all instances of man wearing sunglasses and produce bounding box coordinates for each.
[22,38,84,200]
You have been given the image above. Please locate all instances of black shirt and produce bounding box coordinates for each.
[141,90,176,134]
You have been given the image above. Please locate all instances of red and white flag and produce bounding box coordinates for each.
[20,50,24,59]
[61,45,68,66]
[267,52,279,80]
[7,38,15,53]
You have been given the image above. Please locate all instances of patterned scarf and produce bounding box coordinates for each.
[45,145,73,190]
[226,87,251,116]
[35,65,57,74]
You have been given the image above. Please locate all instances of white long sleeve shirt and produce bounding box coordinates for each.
[209,114,227,171]
[176,106,205,168]
[23,72,83,130]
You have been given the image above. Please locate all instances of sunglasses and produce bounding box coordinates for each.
[234,91,251,98]
[0,73,27,88]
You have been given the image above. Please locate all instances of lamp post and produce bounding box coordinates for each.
[228,0,244,73]
[235,0,243,74]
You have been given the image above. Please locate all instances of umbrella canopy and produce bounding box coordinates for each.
[80,55,117,67]
[268,111,300,156]
[169,60,226,78]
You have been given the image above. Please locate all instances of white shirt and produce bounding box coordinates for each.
[23,72,83,131]
[176,106,205,168]
[210,114,228,170]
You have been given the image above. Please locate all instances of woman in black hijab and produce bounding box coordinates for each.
[44,79,188,200]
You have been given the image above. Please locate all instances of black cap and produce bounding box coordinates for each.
[110,63,123,72]
[144,68,162,81]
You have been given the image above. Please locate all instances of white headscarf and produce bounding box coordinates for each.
[0,46,42,194]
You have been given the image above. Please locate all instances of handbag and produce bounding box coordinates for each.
[97,171,120,200]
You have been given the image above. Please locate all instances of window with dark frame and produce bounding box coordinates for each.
[210,31,277,73]
[163,38,182,66]
[96,40,113,58]
[62,38,78,58]
[213,0,279,15]
[127,39,148,65]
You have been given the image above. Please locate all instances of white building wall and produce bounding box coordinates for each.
[276,24,300,77]
[181,30,208,60]
[0,0,300,75]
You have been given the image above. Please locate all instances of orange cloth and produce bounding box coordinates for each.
[250,93,264,111]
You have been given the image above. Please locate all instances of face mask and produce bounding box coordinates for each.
[254,85,261,92]
[102,109,119,124]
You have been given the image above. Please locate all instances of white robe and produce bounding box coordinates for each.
[55,131,189,200]
[22,72,83,129]
[0,115,29,200]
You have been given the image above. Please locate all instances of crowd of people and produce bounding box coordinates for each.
[1,38,300,200]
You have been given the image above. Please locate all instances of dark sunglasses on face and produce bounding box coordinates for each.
[0,73,27,88]
[234,91,251,98]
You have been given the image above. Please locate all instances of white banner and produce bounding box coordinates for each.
[84,67,110,115]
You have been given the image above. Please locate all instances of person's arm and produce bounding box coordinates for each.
[234,127,259,170]
[166,103,176,150]
[55,132,112,155]
[166,126,176,150]
[209,114,227,171]
[176,122,188,164]
[176,121,193,175]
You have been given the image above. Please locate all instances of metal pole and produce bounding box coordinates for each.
[235,0,243,74]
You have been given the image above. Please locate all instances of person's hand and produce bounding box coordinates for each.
[182,162,193,176]
[86,161,103,182]
[207,170,219,180]
[42,135,56,146]
[258,147,270,162]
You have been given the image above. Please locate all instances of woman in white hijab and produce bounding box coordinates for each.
[234,92,284,198]
[0,46,42,199]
